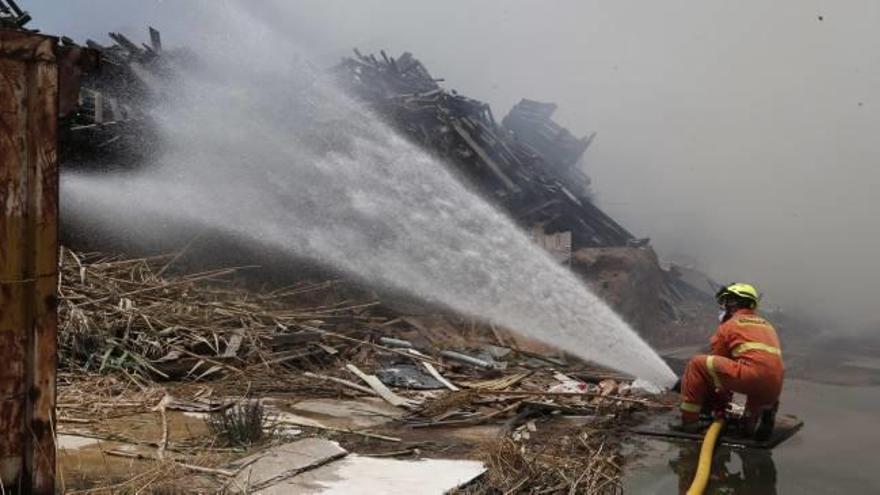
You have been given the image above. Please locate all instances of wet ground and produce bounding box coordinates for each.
[54,342,880,493]
[624,377,880,494]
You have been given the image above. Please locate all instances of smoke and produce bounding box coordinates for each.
[30,0,880,332]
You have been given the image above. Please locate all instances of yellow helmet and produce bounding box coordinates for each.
[715,283,760,307]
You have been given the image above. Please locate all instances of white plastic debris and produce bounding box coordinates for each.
[630,378,665,395]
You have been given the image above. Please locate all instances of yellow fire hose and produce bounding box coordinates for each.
[686,419,725,495]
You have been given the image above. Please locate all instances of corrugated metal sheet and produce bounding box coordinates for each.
[0,28,60,494]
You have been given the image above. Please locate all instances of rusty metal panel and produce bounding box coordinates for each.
[0,29,59,494]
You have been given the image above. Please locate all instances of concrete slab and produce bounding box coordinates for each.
[276,455,486,494]
[229,438,348,492]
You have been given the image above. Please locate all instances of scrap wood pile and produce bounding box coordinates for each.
[0,0,138,160]
[44,20,188,166]
[56,249,674,493]
[396,370,647,494]
[57,248,394,385]
[0,0,30,29]
[301,363,656,494]
[471,421,625,495]
[57,247,673,398]
[49,16,641,250]
[332,49,641,249]
[56,248,672,411]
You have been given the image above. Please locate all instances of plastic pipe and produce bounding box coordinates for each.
[686,419,725,495]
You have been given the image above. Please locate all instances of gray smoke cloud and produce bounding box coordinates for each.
[30,0,880,332]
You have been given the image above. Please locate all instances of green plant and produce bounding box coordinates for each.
[206,400,273,447]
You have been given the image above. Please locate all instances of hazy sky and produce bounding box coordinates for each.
[28,0,880,330]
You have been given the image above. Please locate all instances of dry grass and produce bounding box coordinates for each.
[62,454,230,495]
[57,248,382,384]
[460,422,625,495]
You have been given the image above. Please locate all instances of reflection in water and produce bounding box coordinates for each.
[671,444,777,494]
[628,380,880,493]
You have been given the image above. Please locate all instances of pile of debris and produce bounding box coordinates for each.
[330,49,721,338]
[52,31,642,252]
[0,1,176,165]
[0,0,30,29]
[55,249,674,493]
[58,248,392,383]
[59,26,182,166]
[473,418,625,494]
[17,11,715,340]
[45,21,639,251]
[333,50,639,250]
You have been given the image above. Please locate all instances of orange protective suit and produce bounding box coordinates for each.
[680,309,784,422]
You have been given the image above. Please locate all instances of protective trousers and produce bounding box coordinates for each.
[680,353,782,423]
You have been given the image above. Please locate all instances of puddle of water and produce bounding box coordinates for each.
[58,438,157,490]
[109,410,212,441]
[58,434,100,450]
[624,378,880,494]
[57,409,213,489]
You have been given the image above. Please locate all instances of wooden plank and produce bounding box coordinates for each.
[421,362,459,391]
[304,371,378,396]
[274,418,401,443]
[459,372,531,391]
[468,388,664,407]
[221,333,243,358]
[0,43,29,490]
[271,330,321,349]
[93,90,103,123]
[450,120,519,193]
[345,364,416,409]
[148,27,162,52]
[27,43,60,494]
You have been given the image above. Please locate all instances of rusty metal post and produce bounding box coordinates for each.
[0,29,60,494]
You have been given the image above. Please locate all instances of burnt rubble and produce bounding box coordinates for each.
[0,1,162,166]
[333,50,644,249]
[330,50,719,329]
[0,0,30,29]
[25,16,708,331]
[2,9,723,492]
[60,28,180,167]
[49,21,642,250]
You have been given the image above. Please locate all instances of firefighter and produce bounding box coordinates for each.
[675,283,784,438]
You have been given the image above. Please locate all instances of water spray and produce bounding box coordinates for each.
[61,3,676,387]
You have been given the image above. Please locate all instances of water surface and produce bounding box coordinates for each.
[626,378,880,493]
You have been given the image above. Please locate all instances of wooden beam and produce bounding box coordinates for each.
[450,119,520,193]
[345,364,417,409]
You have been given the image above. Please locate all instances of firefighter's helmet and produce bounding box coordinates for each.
[715,283,760,308]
